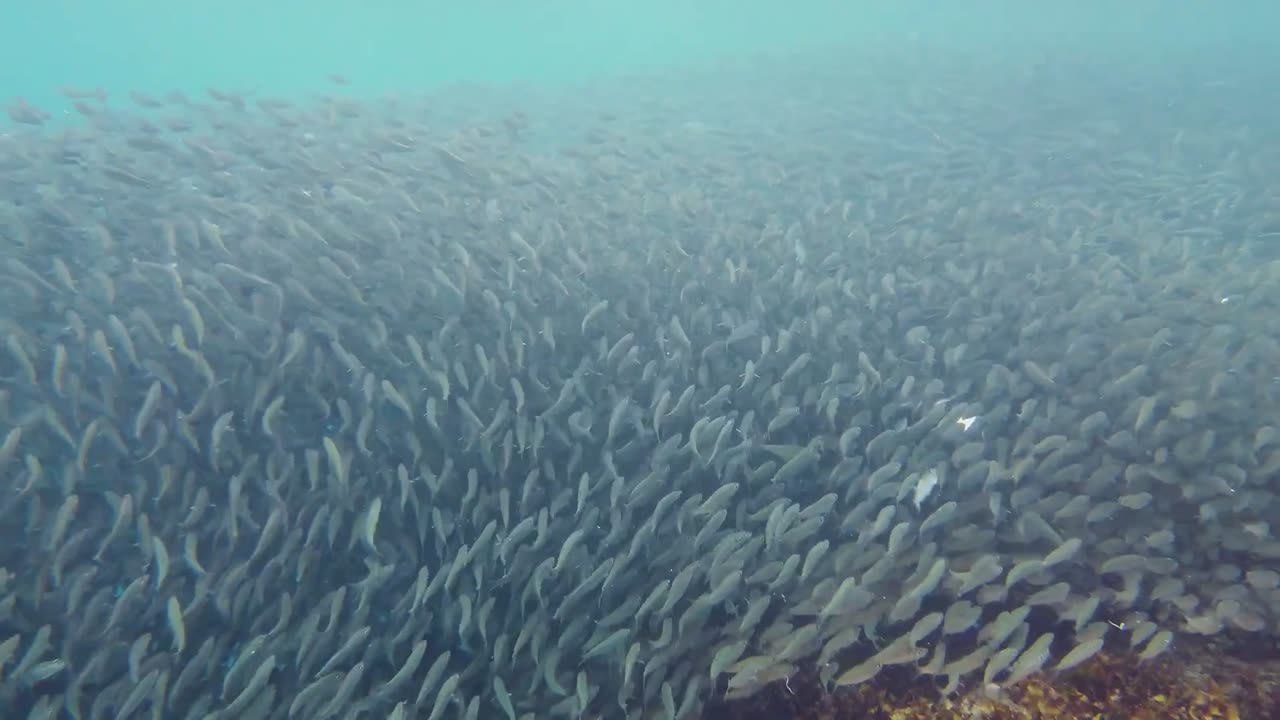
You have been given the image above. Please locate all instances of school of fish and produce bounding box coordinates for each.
[1,52,1279,719]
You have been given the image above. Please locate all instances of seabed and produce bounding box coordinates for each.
[706,637,1279,719]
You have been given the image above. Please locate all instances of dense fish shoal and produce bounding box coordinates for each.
[1,49,1279,720]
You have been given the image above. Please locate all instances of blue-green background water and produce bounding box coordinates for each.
[4,1,1278,115]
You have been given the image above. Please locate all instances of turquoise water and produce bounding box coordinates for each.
[4,1,1277,116]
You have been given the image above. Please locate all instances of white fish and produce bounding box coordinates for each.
[912,468,939,509]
